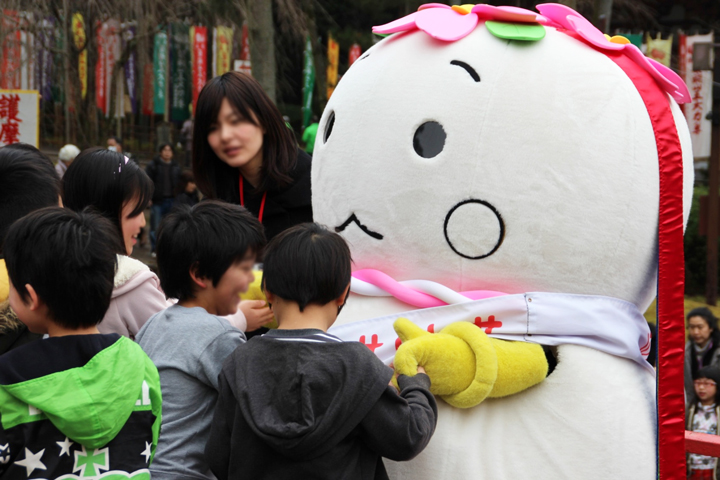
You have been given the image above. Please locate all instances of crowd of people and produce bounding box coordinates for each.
[0,71,437,480]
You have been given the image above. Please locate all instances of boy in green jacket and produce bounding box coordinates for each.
[0,207,162,480]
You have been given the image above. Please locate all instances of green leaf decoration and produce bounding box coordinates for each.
[486,21,546,42]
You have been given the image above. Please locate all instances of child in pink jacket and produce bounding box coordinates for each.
[63,148,272,338]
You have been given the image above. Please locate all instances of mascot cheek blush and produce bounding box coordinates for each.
[312,4,692,480]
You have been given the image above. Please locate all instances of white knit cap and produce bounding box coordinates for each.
[58,144,80,162]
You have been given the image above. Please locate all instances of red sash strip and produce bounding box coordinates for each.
[608,52,686,479]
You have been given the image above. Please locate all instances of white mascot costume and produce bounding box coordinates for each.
[311,4,693,479]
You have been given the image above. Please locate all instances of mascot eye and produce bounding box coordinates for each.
[413,121,446,159]
[323,111,335,143]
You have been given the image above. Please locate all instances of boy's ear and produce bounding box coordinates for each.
[336,283,351,307]
[24,284,43,311]
[189,265,208,289]
[264,289,275,304]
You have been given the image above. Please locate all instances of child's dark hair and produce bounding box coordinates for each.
[0,143,61,256]
[4,207,118,329]
[157,200,265,300]
[63,147,153,254]
[262,223,352,312]
[695,366,720,405]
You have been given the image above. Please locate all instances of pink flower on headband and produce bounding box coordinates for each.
[372,3,690,104]
[373,4,541,42]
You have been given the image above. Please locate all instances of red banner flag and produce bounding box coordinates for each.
[349,43,362,66]
[95,22,107,115]
[142,63,153,116]
[1,10,21,89]
[192,26,207,115]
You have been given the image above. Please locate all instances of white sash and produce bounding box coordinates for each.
[328,292,655,374]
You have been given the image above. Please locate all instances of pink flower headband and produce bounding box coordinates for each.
[373,3,690,104]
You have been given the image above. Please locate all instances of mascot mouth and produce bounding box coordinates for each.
[335,213,384,240]
[444,199,505,259]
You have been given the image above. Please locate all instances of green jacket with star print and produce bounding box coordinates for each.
[0,334,162,480]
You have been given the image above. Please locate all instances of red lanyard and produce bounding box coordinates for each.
[239,176,267,224]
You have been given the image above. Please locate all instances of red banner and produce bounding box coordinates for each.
[240,23,250,61]
[192,26,207,115]
[95,22,107,115]
[142,63,153,115]
[1,10,21,89]
[349,43,362,66]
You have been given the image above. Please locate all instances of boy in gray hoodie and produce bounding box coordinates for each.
[206,223,437,480]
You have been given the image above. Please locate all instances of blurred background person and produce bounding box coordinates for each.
[146,143,181,254]
[55,144,80,178]
[174,170,200,209]
[686,307,720,406]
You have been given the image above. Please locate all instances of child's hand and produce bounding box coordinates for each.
[240,300,274,332]
[417,366,426,374]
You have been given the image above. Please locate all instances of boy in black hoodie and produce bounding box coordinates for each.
[206,223,437,480]
[0,208,162,479]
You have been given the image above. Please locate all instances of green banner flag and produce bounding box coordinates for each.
[153,30,168,116]
[170,23,191,121]
[301,36,315,131]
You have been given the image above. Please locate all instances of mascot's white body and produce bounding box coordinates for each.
[311,7,693,479]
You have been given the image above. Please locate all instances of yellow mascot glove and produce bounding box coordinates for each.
[487,337,548,399]
[394,318,498,408]
[239,270,277,329]
[393,318,548,408]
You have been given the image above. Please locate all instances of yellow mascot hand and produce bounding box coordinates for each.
[394,318,498,408]
[239,271,277,329]
[393,318,548,408]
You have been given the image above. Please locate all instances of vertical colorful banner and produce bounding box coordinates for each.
[1,10,21,89]
[645,33,673,68]
[301,36,315,131]
[349,43,362,66]
[73,13,87,100]
[105,19,121,118]
[141,63,153,115]
[679,33,714,158]
[123,24,136,114]
[326,34,339,99]
[95,21,107,115]
[171,23,190,121]
[214,26,233,77]
[234,22,252,75]
[42,17,54,101]
[153,30,168,116]
[19,13,34,91]
[191,26,207,115]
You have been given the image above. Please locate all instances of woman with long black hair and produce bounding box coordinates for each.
[192,71,312,241]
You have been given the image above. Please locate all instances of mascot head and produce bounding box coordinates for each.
[311,3,693,313]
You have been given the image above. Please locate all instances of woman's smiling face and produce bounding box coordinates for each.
[207,98,265,171]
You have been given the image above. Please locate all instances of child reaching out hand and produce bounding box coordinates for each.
[206,223,437,480]
[136,200,265,480]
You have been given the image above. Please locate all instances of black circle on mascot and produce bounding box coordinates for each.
[443,199,505,260]
[413,121,446,159]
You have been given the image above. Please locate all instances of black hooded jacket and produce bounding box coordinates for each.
[205,329,437,480]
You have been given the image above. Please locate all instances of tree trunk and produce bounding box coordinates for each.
[247,0,276,102]
[593,0,614,34]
